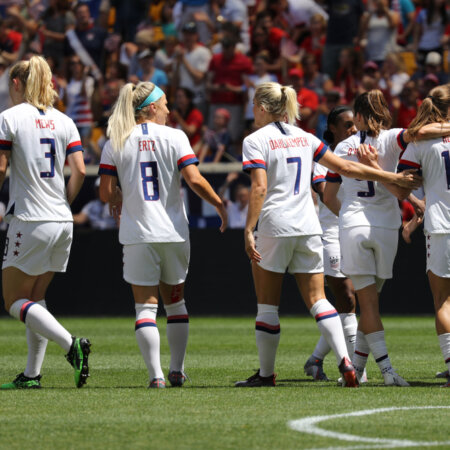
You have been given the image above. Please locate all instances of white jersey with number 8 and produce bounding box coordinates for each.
[99,123,198,245]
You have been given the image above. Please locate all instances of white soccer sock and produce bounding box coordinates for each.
[352,330,370,378]
[9,299,72,352]
[340,313,357,358]
[135,303,164,380]
[312,336,331,360]
[24,300,49,378]
[438,333,450,372]
[365,330,392,373]
[255,304,280,377]
[310,299,348,365]
[164,299,189,372]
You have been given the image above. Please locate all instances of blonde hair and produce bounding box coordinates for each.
[408,84,450,141]
[9,56,58,111]
[254,82,299,125]
[107,82,159,151]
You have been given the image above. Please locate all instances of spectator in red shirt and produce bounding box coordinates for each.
[300,13,327,69]
[207,36,252,143]
[288,67,319,133]
[0,17,22,64]
[169,87,204,152]
[392,80,420,128]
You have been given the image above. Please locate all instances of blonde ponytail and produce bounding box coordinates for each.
[254,82,299,125]
[107,82,157,151]
[9,56,58,110]
[408,84,450,141]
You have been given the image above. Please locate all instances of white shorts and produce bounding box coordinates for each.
[123,241,190,286]
[2,218,72,276]
[322,234,345,278]
[340,226,398,279]
[255,232,323,274]
[425,232,450,278]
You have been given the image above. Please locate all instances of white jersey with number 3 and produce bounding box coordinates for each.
[326,129,406,230]
[242,121,328,237]
[99,123,198,245]
[398,137,450,233]
[0,103,83,222]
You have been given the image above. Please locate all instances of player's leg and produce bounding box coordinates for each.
[428,272,450,379]
[123,243,165,388]
[236,264,283,386]
[131,284,165,388]
[160,281,188,387]
[235,234,287,387]
[159,241,190,387]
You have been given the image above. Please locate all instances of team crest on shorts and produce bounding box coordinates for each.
[329,256,340,270]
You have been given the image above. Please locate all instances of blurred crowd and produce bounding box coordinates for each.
[0,0,449,227]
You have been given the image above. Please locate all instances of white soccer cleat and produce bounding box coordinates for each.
[383,368,410,387]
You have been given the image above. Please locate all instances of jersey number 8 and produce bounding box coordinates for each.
[140,161,159,201]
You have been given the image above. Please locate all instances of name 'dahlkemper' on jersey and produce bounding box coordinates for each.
[269,137,310,150]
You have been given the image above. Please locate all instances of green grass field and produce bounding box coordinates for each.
[1,316,449,450]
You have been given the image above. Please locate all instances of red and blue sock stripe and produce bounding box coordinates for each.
[255,321,280,335]
[315,309,338,322]
[20,301,34,323]
[135,318,157,330]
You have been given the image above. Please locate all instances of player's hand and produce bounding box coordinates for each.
[410,197,426,218]
[357,144,378,166]
[244,229,261,263]
[394,169,422,189]
[216,203,228,233]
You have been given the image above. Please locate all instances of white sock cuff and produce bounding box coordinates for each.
[9,299,33,322]
[339,313,357,330]
[438,333,450,352]
[36,299,47,308]
[365,330,385,344]
[257,303,279,315]
[135,303,158,321]
[164,299,187,313]
[309,299,336,318]
[356,330,370,354]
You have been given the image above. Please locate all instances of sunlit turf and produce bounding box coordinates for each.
[0,316,449,449]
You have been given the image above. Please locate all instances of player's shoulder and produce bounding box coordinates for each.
[334,133,359,156]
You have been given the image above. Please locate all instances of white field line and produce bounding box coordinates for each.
[288,406,450,449]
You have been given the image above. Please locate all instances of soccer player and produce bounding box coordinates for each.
[0,56,90,390]
[99,82,227,388]
[235,82,420,388]
[324,89,449,386]
[397,84,450,387]
[304,106,362,382]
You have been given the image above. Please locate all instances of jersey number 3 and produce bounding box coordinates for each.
[442,150,450,190]
[40,138,55,178]
[140,161,159,201]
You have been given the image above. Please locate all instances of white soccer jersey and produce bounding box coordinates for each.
[242,121,327,237]
[0,103,83,222]
[326,129,406,230]
[312,162,341,237]
[99,123,198,245]
[398,136,450,233]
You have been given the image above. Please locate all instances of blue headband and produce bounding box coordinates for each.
[135,86,164,111]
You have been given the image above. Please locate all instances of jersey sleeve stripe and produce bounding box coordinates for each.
[0,140,12,150]
[243,159,266,171]
[312,175,326,184]
[66,141,84,155]
[325,171,342,183]
[397,159,421,172]
[397,130,407,152]
[98,164,118,176]
[177,154,199,170]
[313,142,328,162]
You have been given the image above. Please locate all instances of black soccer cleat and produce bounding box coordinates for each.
[235,370,276,387]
